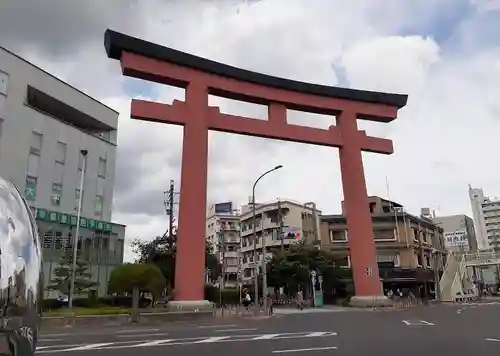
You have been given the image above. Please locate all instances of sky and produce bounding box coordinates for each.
[1,0,500,261]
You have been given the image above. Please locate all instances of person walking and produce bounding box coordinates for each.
[296,290,304,310]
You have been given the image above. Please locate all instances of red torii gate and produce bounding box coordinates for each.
[105,30,408,307]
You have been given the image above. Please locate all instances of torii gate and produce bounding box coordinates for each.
[105,30,408,307]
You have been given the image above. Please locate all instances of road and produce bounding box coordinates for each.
[37,302,500,355]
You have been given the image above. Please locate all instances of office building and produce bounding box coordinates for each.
[469,185,500,250]
[239,199,321,285]
[206,202,241,288]
[432,214,477,253]
[320,197,447,296]
[0,46,125,298]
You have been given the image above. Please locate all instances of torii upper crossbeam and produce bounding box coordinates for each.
[104,29,408,307]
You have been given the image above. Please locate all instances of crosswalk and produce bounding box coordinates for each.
[36,331,339,353]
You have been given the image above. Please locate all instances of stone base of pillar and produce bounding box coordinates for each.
[167,300,214,312]
[349,295,393,308]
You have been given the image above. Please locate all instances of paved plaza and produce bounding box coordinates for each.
[38,302,500,355]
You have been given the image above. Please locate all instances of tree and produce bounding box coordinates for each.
[108,263,166,297]
[266,241,341,298]
[132,229,221,290]
[47,250,98,298]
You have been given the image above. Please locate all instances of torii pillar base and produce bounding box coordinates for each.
[167,300,213,312]
[349,295,393,308]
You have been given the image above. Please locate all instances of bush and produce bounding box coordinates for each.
[204,285,241,305]
[41,295,151,310]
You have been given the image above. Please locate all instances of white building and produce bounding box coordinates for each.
[239,199,321,285]
[0,45,125,297]
[469,185,500,250]
[206,202,241,288]
[432,214,477,253]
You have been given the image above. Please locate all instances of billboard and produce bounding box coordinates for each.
[444,230,468,247]
[214,202,233,214]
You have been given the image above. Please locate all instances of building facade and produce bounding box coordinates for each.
[432,214,477,253]
[320,197,447,296]
[239,199,321,285]
[0,46,125,298]
[206,207,241,288]
[469,185,500,250]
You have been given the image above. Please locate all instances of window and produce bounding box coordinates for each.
[98,157,107,177]
[30,132,43,155]
[74,189,83,211]
[51,182,62,206]
[53,161,64,184]
[55,141,66,163]
[95,195,103,216]
[24,176,37,201]
[27,153,40,177]
[97,176,105,196]
[0,71,8,96]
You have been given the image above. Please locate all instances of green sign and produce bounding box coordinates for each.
[34,208,113,231]
[24,177,37,201]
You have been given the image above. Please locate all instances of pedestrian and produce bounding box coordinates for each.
[267,293,274,315]
[296,290,304,310]
[242,289,251,310]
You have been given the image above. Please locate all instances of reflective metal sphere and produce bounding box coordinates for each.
[0,177,42,356]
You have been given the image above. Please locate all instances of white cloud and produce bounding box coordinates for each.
[1,0,499,262]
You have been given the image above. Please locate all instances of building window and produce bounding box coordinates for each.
[98,157,107,177]
[24,176,37,201]
[0,71,8,96]
[30,132,43,155]
[95,195,103,216]
[55,141,66,163]
[75,189,83,211]
[51,182,62,206]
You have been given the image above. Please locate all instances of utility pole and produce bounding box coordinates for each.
[166,180,175,240]
[278,198,284,254]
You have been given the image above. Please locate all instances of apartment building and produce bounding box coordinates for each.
[320,196,447,296]
[206,203,241,288]
[0,46,125,297]
[239,199,321,285]
[469,185,500,250]
[432,214,477,253]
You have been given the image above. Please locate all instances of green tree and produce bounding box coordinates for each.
[47,250,98,298]
[132,229,221,290]
[108,263,166,297]
[266,241,341,298]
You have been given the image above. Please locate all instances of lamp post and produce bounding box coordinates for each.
[69,149,88,309]
[252,165,283,313]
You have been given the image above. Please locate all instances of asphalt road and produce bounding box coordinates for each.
[37,302,500,355]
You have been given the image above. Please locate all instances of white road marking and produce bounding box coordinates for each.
[194,336,231,343]
[63,343,114,351]
[214,328,258,333]
[199,324,238,328]
[117,333,167,338]
[40,334,70,338]
[116,328,160,334]
[38,339,63,342]
[402,320,434,326]
[253,334,281,340]
[272,347,338,353]
[306,332,330,337]
[486,338,500,342]
[36,331,338,353]
[133,339,173,347]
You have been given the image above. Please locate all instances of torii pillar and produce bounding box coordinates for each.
[104,29,408,308]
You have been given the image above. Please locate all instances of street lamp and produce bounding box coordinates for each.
[69,149,88,309]
[252,165,283,313]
